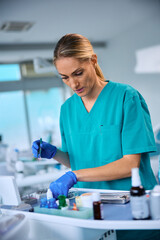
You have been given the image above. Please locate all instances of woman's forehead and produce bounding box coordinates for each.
[56,57,89,74]
[56,56,85,65]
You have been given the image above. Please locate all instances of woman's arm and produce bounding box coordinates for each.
[73,154,141,182]
[53,149,71,168]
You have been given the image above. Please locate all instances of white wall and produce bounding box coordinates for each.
[98,12,160,128]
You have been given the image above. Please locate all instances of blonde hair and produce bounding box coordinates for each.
[53,33,105,81]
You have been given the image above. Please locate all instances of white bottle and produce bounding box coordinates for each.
[130,168,150,219]
[150,185,160,220]
[47,189,53,200]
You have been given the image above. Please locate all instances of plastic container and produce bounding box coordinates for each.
[80,193,93,208]
[34,206,93,219]
[150,185,160,220]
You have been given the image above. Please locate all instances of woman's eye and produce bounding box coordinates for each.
[75,71,83,76]
[61,77,68,80]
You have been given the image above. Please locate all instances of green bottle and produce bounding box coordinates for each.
[58,195,68,209]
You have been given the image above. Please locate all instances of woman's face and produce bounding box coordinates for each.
[55,56,98,98]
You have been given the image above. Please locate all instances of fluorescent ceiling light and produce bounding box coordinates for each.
[135,45,160,73]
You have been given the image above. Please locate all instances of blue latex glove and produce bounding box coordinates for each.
[49,171,77,199]
[32,140,57,159]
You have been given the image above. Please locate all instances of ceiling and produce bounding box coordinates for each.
[0,0,159,62]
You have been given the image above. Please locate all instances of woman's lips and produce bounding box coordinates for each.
[75,87,84,93]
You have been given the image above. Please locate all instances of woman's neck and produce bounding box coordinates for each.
[82,80,108,112]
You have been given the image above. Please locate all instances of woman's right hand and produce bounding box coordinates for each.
[32,140,57,159]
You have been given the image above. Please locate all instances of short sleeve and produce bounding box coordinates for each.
[59,106,68,152]
[122,94,156,155]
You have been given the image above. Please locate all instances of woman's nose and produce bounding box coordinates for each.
[70,78,79,89]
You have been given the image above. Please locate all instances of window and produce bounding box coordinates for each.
[0,62,66,151]
[0,91,29,150]
[26,88,63,147]
[0,64,21,81]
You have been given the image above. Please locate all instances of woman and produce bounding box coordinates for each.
[32,34,159,240]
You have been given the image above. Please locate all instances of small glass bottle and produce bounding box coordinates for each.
[48,198,58,209]
[130,168,150,220]
[44,189,58,209]
[92,192,103,220]
[40,197,48,208]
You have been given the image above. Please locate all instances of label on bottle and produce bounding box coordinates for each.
[100,203,104,219]
[130,195,149,219]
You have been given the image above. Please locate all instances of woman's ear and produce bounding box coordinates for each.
[91,54,97,67]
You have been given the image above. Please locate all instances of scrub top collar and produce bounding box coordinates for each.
[77,80,110,115]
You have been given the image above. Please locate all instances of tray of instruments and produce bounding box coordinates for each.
[100,192,130,204]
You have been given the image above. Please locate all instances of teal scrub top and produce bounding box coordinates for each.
[60,81,157,190]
